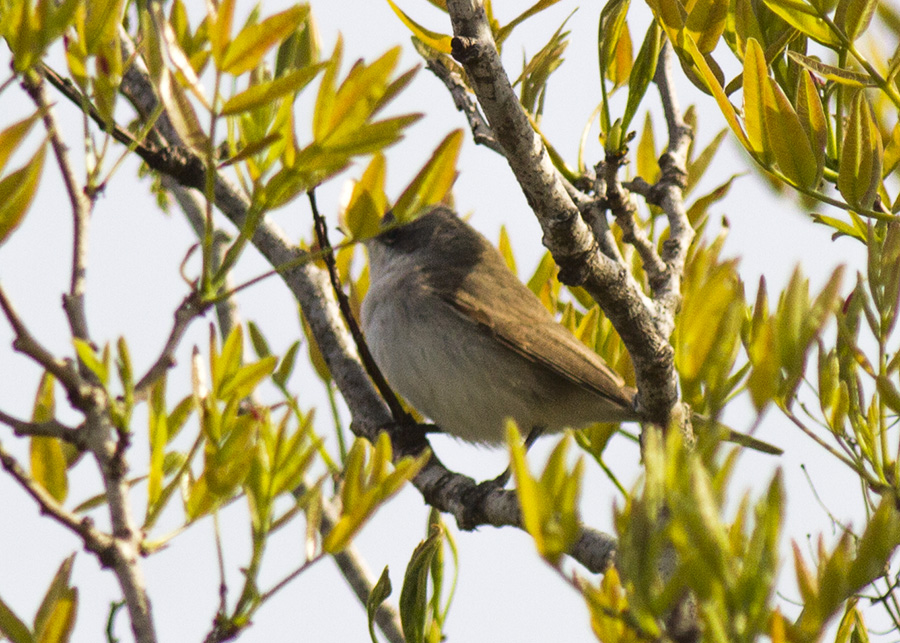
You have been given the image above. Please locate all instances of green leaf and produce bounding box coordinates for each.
[384,0,452,53]
[787,51,874,86]
[621,20,661,132]
[0,143,46,246]
[838,92,883,210]
[220,5,309,75]
[341,153,388,240]
[72,338,108,385]
[392,130,463,223]
[742,38,773,165]
[685,0,728,53]
[221,63,324,115]
[367,567,392,643]
[219,356,278,400]
[834,0,878,41]
[765,78,819,188]
[33,555,77,643]
[0,595,33,643]
[0,113,42,176]
[400,526,443,643]
[246,321,271,358]
[273,340,301,387]
[763,0,841,46]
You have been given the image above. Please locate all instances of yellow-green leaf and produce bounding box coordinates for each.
[685,0,728,53]
[33,555,76,643]
[766,78,819,188]
[0,113,42,176]
[838,92,883,210]
[796,70,827,182]
[0,144,46,246]
[222,64,324,115]
[742,38,772,165]
[508,422,544,552]
[341,153,388,240]
[400,526,443,643]
[31,436,68,504]
[763,0,841,46]
[384,0,452,53]
[787,51,874,87]
[84,0,123,54]
[72,338,108,385]
[834,0,878,41]
[681,33,750,148]
[498,226,517,276]
[392,130,463,223]
[0,595,32,643]
[219,356,278,400]
[220,6,308,76]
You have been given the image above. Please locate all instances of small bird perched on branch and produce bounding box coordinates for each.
[361,206,781,456]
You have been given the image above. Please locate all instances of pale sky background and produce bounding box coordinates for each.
[0,1,880,642]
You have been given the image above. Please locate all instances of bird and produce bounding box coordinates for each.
[360,206,781,455]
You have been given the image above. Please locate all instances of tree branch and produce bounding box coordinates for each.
[133,291,210,401]
[0,439,113,553]
[0,284,83,393]
[420,50,502,153]
[21,72,93,345]
[648,42,695,334]
[0,410,86,447]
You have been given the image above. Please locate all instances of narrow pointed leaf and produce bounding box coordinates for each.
[220,6,308,75]
[0,144,46,246]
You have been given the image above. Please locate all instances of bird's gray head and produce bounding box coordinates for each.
[365,207,488,291]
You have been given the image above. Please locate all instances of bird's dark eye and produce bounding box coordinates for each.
[378,225,401,246]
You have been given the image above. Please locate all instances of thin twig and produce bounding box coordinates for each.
[0,439,114,556]
[648,42,694,332]
[21,72,94,343]
[0,283,83,393]
[307,190,410,424]
[0,410,86,447]
[133,291,210,400]
[601,158,668,287]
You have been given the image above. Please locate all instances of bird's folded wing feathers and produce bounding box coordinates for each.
[442,285,636,413]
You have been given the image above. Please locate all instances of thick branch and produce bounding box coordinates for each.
[421,53,502,153]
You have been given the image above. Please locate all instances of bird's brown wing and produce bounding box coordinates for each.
[438,253,637,416]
